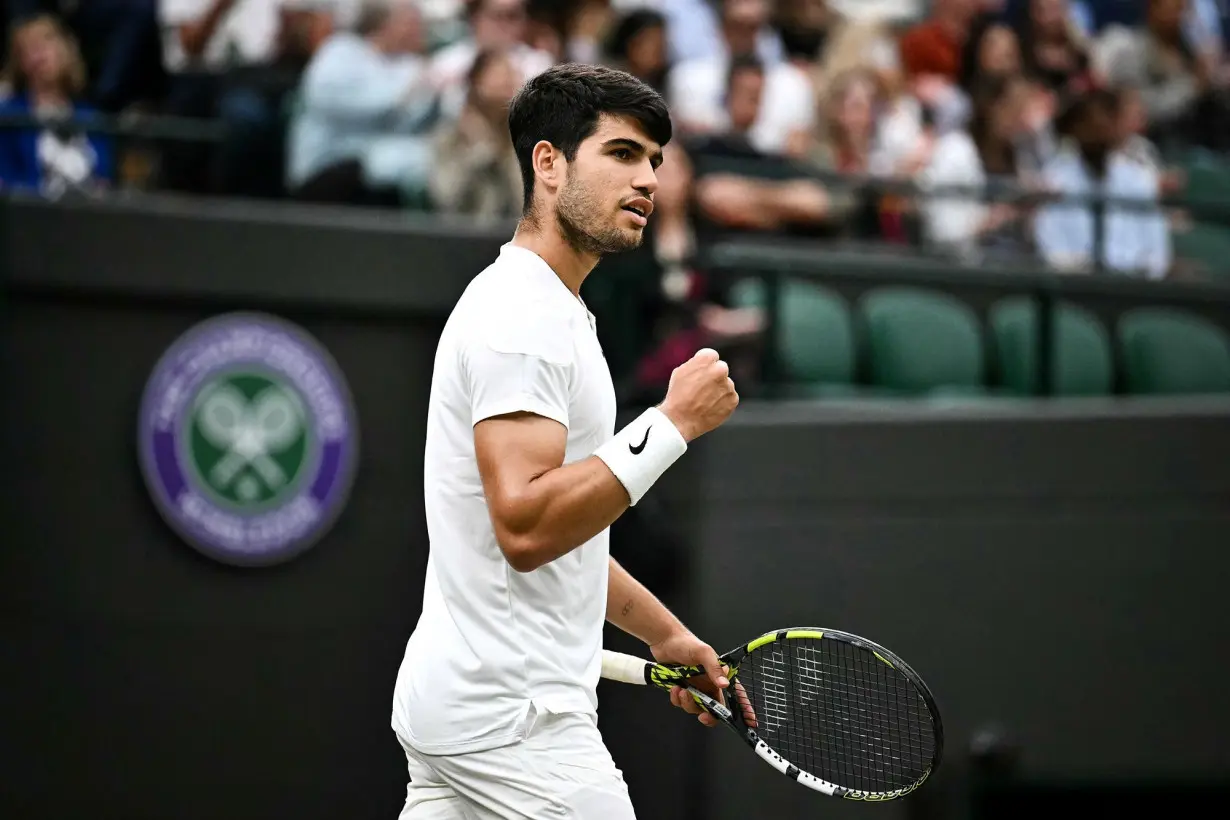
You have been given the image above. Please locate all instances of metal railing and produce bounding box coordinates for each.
[0,109,227,143]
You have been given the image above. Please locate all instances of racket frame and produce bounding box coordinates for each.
[601,626,943,802]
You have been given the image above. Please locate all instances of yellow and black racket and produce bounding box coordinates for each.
[601,627,942,801]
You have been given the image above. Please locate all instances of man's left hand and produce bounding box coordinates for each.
[649,630,757,729]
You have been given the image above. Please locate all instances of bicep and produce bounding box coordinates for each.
[473,412,568,525]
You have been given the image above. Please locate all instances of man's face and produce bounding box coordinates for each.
[727,68,764,132]
[553,114,662,256]
[381,3,423,54]
[473,0,527,49]
[473,53,521,112]
[1074,102,1118,156]
[1150,0,1188,32]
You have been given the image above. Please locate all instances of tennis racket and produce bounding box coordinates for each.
[601,627,942,801]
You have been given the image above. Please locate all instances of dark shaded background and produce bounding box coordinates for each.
[2,195,1228,820]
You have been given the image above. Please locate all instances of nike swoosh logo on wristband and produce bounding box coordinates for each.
[630,427,651,455]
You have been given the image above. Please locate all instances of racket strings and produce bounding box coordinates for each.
[736,638,935,794]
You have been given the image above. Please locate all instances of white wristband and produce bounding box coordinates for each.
[593,406,688,506]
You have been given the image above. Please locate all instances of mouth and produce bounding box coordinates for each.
[621,199,653,227]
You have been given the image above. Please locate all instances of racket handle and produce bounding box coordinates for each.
[601,650,651,685]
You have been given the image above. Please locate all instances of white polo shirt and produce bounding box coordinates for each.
[392,244,618,755]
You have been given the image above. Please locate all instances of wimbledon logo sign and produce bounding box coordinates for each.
[137,313,359,567]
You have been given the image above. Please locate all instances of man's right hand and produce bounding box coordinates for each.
[658,348,739,443]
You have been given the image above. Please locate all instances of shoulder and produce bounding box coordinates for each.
[1109,150,1159,194]
[454,265,577,368]
[934,130,976,158]
[1042,145,1082,184]
[312,33,366,66]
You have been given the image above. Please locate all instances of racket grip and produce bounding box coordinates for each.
[601,650,651,685]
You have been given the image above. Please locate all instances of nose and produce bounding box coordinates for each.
[632,158,658,198]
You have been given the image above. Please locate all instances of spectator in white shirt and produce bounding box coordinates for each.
[666,0,814,155]
[1034,87,1172,278]
[922,73,1044,260]
[288,0,436,207]
[429,0,555,120]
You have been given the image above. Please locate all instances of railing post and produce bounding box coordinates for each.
[760,270,782,397]
[1035,283,1055,397]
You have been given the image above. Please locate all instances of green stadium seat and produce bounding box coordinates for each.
[730,278,856,392]
[1172,222,1230,280]
[1178,151,1230,225]
[990,298,1114,396]
[857,287,986,394]
[1117,308,1230,395]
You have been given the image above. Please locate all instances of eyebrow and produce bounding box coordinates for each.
[602,137,664,168]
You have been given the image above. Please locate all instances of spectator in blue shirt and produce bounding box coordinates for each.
[287,1,437,207]
[0,13,113,196]
[1034,87,1172,278]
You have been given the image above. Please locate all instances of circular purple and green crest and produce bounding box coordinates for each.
[138,313,359,567]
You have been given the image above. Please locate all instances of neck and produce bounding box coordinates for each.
[30,85,67,107]
[511,215,599,296]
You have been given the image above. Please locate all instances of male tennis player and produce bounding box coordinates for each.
[390,62,740,819]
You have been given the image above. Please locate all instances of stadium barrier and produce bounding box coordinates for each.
[3,189,1229,820]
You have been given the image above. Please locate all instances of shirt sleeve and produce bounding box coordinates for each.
[464,309,574,429]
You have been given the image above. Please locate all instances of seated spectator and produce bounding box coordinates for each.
[1117,83,1184,198]
[429,0,554,120]
[666,0,813,155]
[5,0,166,114]
[921,74,1047,261]
[0,13,113,197]
[158,0,328,197]
[1095,0,1230,154]
[1033,87,1172,278]
[686,55,836,239]
[287,0,436,208]
[775,0,830,70]
[428,47,521,222]
[661,0,784,66]
[959,19,1022,92]
[899,0,982,134]
[1014,0,1094,95]
[803,68,901,240]
[603,8,669,93]
[561,0,618,65]
[899,0,979,84]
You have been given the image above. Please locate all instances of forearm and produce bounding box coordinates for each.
[606,557,687,646]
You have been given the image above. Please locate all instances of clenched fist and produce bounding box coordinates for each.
[658,348,739,442]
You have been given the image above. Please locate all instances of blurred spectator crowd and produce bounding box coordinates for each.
[4,0,1230,376]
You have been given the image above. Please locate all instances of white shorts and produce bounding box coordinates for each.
[395,705,637,820]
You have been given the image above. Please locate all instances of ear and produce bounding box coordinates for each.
[531,140,563,195]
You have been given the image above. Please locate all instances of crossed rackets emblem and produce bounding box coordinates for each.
[194,381,304,496]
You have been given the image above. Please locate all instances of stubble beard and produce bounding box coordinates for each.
[553,171,644,257]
